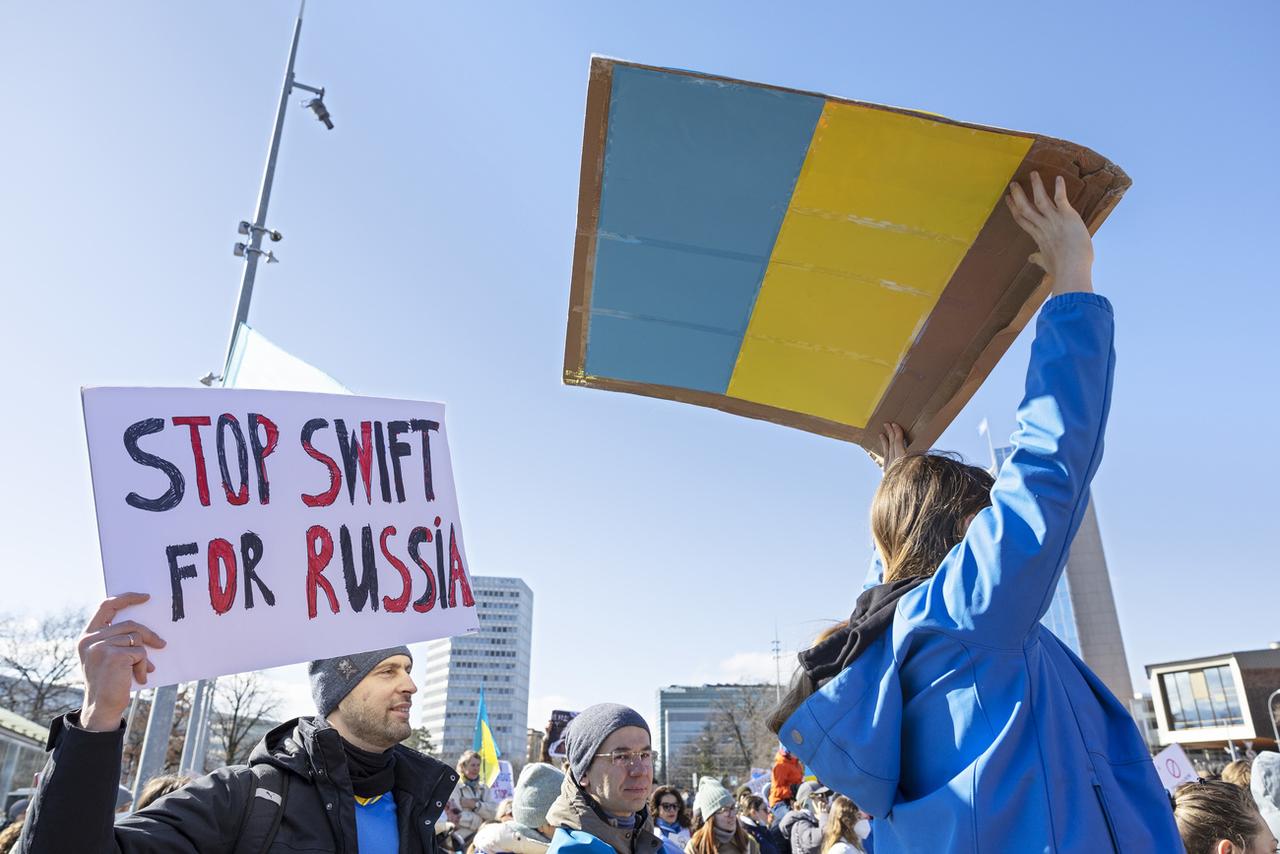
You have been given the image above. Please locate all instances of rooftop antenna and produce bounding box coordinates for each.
[772,626,782,702]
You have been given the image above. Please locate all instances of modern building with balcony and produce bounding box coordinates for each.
[1146,646,1280,762]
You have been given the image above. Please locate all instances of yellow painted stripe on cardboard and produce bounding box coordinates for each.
[726,102,1033,427]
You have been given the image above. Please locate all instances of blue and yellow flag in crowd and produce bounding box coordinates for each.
[473,686,501,786]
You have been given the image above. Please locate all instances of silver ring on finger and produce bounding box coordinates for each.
[128,633,135,647]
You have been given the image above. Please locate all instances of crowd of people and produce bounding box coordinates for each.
[5,618,1280,853]
[5,176,1280,853]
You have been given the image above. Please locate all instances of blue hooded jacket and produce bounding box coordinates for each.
[780,293,1182,852]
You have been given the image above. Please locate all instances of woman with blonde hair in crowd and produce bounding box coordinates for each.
[454,749,498,845]
[686,779,758,854]
[1173,779,1278,853]
[819,797,869,854]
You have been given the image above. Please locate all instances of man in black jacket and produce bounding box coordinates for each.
[20,591,459,853]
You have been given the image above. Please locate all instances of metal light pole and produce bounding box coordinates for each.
[215,0,332,386]
[134,0,332,797]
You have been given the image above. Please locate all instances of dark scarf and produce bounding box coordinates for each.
[799,576,926,682]
[767,576,926,732]
[342,739,397,798]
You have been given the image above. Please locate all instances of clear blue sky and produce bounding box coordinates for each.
[2,2,1277,731]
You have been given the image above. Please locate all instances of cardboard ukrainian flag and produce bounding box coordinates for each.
[473,687,501,787]
[563,58,1130,452]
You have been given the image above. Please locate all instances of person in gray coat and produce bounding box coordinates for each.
[772,782,829,854]
[1252,752,1280,842]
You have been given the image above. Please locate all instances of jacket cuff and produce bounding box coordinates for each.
[1040,291,1113,316]
[51,708,127,748]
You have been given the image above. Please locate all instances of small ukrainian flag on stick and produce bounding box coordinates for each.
[473,686,501,787]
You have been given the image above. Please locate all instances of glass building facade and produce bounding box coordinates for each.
[993,445,1084,658]
[1040,573,1082,657]
[1159,665,1245,730]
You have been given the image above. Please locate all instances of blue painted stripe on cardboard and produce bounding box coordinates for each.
[584,66,824,393]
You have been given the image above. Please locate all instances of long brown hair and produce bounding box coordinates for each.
[687,810,752,854]
[871,453,993,583]
[821,796,863,853]
[1173,780,1267,853]
[767,454,991,736]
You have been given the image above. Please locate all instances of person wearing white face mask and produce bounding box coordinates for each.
[819,797,870,854]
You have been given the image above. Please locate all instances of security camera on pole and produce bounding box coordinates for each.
[134,0,334,795]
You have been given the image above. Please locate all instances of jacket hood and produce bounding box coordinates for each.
[799,577,927,686]
[473,819,552,854]
[776,808,816,837]
[1252,752,1280,840]
[545,772,661,854]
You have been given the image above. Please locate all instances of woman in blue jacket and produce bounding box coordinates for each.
[769,173,1182,852]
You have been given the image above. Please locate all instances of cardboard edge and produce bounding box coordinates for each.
[865,139,1131,453]
[567,374,870,445]
[563,57,614,382]
[592,58,1068,147]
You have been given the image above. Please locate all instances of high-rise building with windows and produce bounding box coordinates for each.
[991,445,1133,701]
[420,576,532,763]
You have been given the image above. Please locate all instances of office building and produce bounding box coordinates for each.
[421,576,533,763]
[656,683,773,783]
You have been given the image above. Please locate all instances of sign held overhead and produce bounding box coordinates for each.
[564,58,1131,452]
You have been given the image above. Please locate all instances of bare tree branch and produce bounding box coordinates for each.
[211,672,281,767]
[0,608,88,724]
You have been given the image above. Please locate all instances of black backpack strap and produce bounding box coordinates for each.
[233,764,289,854]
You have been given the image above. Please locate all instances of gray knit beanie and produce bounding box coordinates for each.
[562,702,650,783]
[694,777,734,821]
[512,762,564,835]
[308,645,413,716]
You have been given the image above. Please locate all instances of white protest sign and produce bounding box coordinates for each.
[746,767,769,796]
[1153,743,1199,793]
[81,386,479,687]
[489,760,515,803]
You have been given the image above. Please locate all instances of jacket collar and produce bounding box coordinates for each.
[247,716,458,820]
[545,773,661,854]
[799,577,926,685]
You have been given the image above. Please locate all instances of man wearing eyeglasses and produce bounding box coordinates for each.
[545,703,664,854]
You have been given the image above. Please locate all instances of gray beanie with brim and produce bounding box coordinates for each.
[308,645,413,716]
[562,702,650,783]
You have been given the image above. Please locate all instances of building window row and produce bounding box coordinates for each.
[1161,665,1245,729]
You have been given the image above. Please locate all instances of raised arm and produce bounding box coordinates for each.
[16,594,244,853]
[916,173,1114,645]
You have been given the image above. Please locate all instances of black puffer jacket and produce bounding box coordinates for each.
[21,712,458,853]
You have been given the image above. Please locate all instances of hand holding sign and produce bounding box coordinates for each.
[79,593,167,731]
